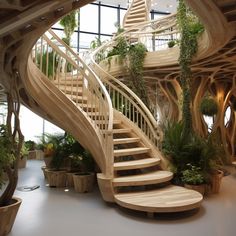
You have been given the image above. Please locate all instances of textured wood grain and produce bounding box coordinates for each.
[114,158,160,170]
[113,170,173,186]
[114,185,203,213]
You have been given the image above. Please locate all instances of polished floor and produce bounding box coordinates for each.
[8,160,236,236]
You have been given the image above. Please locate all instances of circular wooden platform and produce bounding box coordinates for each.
[114,185,203,213]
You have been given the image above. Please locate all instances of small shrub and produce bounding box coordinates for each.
[200,97,218,116]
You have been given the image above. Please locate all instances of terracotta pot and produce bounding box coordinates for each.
[0,197,22,236]
[184,184,206,195]
[210,170,224,194]
[19,156,27,168]
[73,172,95,193]
[45,169,67,187]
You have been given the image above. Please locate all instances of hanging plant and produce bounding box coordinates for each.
[127,43,149,107]
[59,10,79,45]
[200,96,218,116]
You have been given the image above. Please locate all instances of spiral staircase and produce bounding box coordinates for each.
[1,0,236,216]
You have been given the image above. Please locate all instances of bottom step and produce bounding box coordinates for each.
[114,185,203,213]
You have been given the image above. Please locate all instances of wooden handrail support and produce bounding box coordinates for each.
[32,30,114,178]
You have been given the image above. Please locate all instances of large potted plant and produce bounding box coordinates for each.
[182,164,206,195]
[72,150,95,193]
[0,91,24,235]
[44,133,69,187]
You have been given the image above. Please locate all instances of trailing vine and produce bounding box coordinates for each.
[59,10,79,45]
[177,0,204,136]
[106,36,149,107]
[127,43,149,107]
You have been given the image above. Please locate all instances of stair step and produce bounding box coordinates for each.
[59,87,83,95]
[114,185,203,213]
[113,128,132,134]
[96,119,121,125]
[114,158,160,171]
[113,170,173,187]
[78,104,97,112]
[54,80,83,86]
[113,137,140,145]
[114,147,150,157]
[131,4,144,12]
[126,17,146,24]
[67,94,88,103]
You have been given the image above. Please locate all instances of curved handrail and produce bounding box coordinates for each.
[90,15,178,147]
[31,30,114,177]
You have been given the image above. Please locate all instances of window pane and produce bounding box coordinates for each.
[80,33,99,50]
[80,4,98,33]
[101,6,117,34]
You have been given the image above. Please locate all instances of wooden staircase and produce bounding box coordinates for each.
[54,71,203,215]
[122,0,150,31]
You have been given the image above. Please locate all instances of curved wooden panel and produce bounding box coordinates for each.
[25,58,106,173]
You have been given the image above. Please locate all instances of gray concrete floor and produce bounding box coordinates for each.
[8,160,236,236]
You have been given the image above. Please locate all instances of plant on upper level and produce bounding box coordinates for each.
[127,43,149,107]
[106,35,149,107]
[59,10,79,46]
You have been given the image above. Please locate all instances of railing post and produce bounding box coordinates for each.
[104,130,114,178]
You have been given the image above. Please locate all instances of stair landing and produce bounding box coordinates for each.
[114,185,203,213]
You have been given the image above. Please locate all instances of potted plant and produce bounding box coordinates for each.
[72,150,95,193]
[0,92,24,235]
[19,142,29,169]
[162,121,226,194]
[182,164,206,195]
[44,133,69,187]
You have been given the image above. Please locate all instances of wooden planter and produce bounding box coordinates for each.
[19,156,27,168]
[185,184,206,195]
[45,169,67,187]
[210,170,224,194]
[73,172,95,193]
[0,197,22,236]
[43,156,53,168]
[41,166,47,179]
[66,172,77,188]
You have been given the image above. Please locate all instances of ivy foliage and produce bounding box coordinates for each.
[177,0,204,137]
[106,36,149,107]
[59,10,79,45]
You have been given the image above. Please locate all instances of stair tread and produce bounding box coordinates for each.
[114,185,203,213]
[113,170,173,186]
[113,128,132,134]
[114,147,150,157]
[113,137,140,145]
[96,119,121,125]
[114,158,160,170]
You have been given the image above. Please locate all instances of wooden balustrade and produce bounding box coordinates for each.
[90,15,178,149]
[31,30,114,177]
